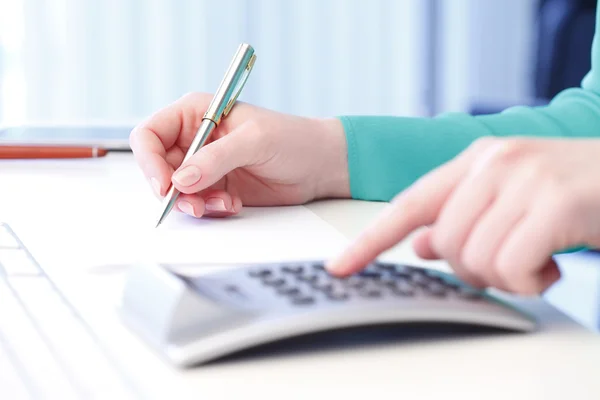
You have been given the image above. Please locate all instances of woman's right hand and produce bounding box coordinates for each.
[129,92,350,218]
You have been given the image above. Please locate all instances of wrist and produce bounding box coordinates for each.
[311,117,351,200]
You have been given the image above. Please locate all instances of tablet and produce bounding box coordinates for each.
[0,123,134,151]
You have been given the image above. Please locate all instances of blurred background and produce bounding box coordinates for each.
[0,0,596,125]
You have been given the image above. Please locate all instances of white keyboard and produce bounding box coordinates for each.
[0,223,142,399]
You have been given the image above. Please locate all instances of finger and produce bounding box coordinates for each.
[460,178,531,291]
[325,155,471,276]
[412,227,487,288]
[171,119,264,194]
[176,190,242,218]
[175,194,206,218]
[129,93,213,194]
[539,259,562,292]
[165,146,185,171]
[430,161,498,263]
[412,228,439,260]
[495,203,563,295]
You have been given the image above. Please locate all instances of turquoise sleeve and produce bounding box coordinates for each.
[340,1,600,203]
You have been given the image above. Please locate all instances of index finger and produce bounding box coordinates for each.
[325,156,469,276]
[129,93,213,193]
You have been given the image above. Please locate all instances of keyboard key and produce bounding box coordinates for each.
[0,249,39,276]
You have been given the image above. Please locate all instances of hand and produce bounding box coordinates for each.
[326,137,600,295]
[130,92,350,217]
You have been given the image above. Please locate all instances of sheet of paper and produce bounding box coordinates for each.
[0,160,351,277]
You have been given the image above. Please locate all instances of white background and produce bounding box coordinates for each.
[0,0,537,124]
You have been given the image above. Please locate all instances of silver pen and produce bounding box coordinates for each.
[155,43,257,227]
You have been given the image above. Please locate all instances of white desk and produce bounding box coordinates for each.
[1,152,599,400]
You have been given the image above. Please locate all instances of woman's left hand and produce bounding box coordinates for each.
[326,137,600,295]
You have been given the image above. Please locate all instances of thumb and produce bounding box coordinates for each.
[171,119,263,194]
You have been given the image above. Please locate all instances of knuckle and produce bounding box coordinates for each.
[488,139,524,166]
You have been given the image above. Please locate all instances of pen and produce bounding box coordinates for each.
[0,145,108,159]
[155,43,257,227]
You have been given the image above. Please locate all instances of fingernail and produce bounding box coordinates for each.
[173,166,201,186]
[325,256,344,274]
[205,198,227,212]
[178,201,196,217]
[150,177,162,197]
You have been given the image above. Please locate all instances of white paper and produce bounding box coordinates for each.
[0,161,351,277]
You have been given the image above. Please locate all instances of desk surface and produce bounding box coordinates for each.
[1,152,599,400]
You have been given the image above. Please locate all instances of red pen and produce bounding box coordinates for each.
[0,145,108,159]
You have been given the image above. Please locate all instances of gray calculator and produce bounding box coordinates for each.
[118,260,537,367]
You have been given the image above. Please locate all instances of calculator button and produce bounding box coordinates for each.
[375,262,396,271]
[291,296,315,305]
[277,286,301,296]
[390,269,412,279]
[410,273,430,287]
[358,270,381,279]
[263,277,286,287]
[297,274,318,283]
[249,268,272,278]
[312,263,326,271]
[423,283,447,297]
[391,284,415,296]
[311,281,333,291]
[326,291,349,301]
[282,265,304,274]
[376,276,398,287]
[425,273,447,285]
[358,289,382,298]
[342,276,366,288]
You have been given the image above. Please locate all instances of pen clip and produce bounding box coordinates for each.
[223,53,256,117]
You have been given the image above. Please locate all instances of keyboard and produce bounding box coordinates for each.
[119,259,538,367]
[0,223,141,399]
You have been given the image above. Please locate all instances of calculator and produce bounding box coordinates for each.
[118,260,537,367]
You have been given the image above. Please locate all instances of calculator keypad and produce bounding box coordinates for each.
[247,261,482,306]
